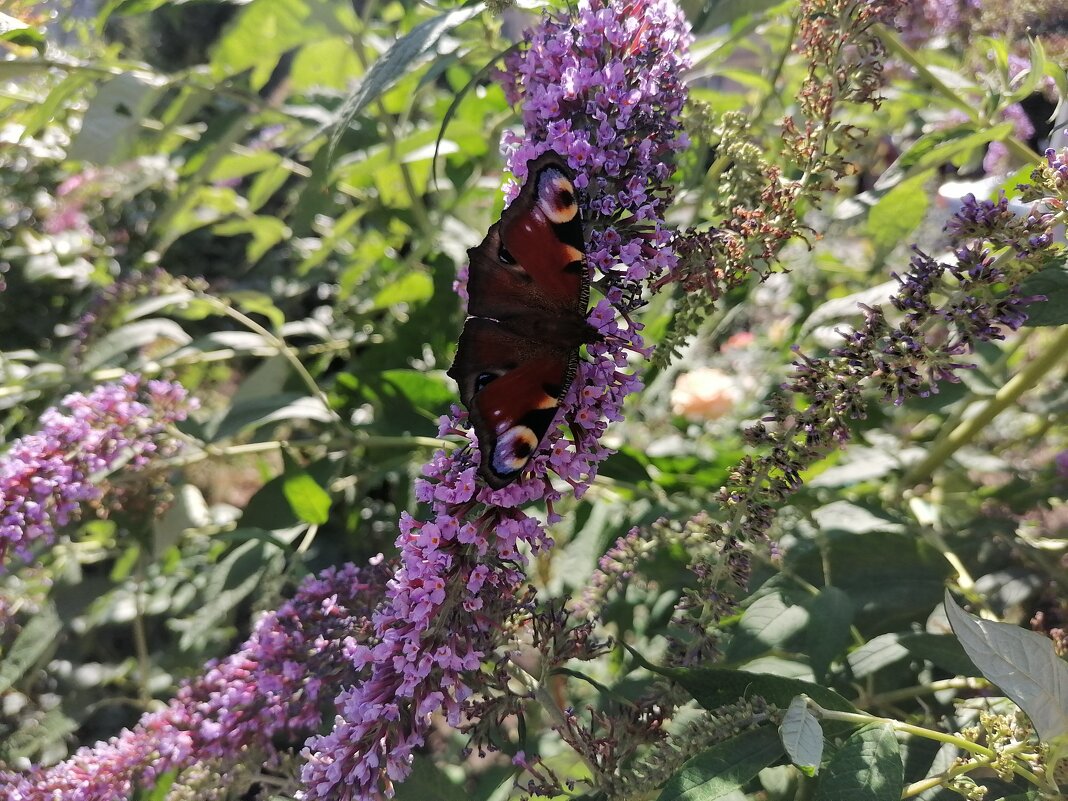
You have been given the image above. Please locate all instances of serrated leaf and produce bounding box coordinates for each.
[319,5,485,171]
[282,467,332,525]
[657,726,784,801]
[944,591,1068,741]
[817,724,903,801]
[0,605,62,693]
[779,696,823,776]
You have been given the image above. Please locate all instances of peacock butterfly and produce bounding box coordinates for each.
[447,153,597,488]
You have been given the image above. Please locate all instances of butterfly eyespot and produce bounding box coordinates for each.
[498,243,516,265]
[474,372,498,392]
[558,188,575,208]
[492,426,539,474]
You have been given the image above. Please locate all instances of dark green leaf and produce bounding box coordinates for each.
[393,755,470,801]
[816,724,903,801]
[0,605,62,694]
[642,658,856,715]
[787,531,952,634]
[210,393,334,441]
[657,726,784,801]
[1019,257,1068,327]
[805,587,854,681]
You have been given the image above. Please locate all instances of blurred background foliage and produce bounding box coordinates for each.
[1,0,1067,798]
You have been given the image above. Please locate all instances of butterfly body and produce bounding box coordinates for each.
[448,153,596,488]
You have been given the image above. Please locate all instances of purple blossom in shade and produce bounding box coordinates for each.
[300,2,691,799]
[0,562,389,801]
[984,103,1035,175]
[0,375,196,564]
[1055,451,1068,480]
[897,0,981,43]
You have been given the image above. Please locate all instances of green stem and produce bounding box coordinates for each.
[195,293,348,436]
[877,26,1039,167]
[902,325,1068,489]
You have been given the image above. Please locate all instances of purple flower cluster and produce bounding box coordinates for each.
[0,375,195,564]
[301,2,691,799]
[898,0,981,43]
[1,562,387,801]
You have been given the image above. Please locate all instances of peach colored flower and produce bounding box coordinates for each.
[671,368,739,421]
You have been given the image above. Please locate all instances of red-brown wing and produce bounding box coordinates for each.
[466,154,588,322]
[447,317,577,488]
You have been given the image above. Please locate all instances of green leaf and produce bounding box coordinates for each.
[210,393,334,441]
[699,0,785,29]
[132,769,177,801]
[898,632,978,677]
[0,13,45,53]
[866,171,931,261]
[0,605,62,694]
[846,633,911,679]
[68,73,163,165]
[816,724,903,801]
[657,726,784,801]
[804,587,854,682]
[240,459,337,531]
[210,0,336,89]
[787,531,952,635]
[1019,257,1068,327]
[319,4,485,171]
[779,696,823,777]
[178,540,279,652]
[282,463,332,525]
[393,755,469,801]
[0,706,77,762]
[877,123,1014,189]
[727,591,810,663]
[372,271,434,309]
[944,591,1068,741]
[649,661,856,716]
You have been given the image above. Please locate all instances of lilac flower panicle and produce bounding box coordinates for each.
[1,562,388,801]
[300,2,691,799]
[0,375,196,563]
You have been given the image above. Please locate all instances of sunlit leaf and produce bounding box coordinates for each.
[945,591,1068,741]
[779,696,823,777]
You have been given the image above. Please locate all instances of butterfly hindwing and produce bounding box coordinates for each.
[450,318,575,488]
